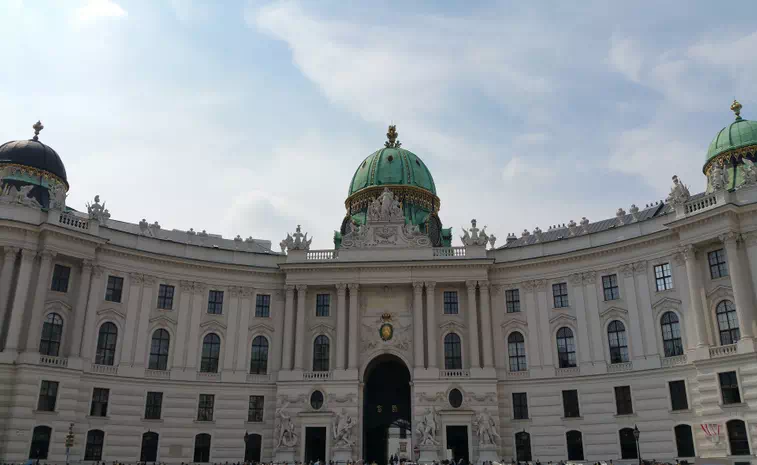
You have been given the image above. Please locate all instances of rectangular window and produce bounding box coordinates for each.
[105,275,124,302]
[90,388,110,417]
[553,283,569,308]
[602,274,620,301]
[562,390,580,418]
[506,289,521,313]
[50,264,71,293]
[669,380,689,411]
[654,263,673,291]
[614,386,633,415]
[719,371,742,405]
[708,249,729,279]
[207,290,224,315]
[255,294,271,317]
[248,395,264,422]
[197,394,215,421]
[157,284,175,309]
[144,392,163,420]
[443,291,459,314]
[37,380,59,412]
[315,294,330,317]
[512,392,529,420]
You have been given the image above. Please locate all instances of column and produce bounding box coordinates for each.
[120,273,144,365]
[281,285,295,370]
[465,280,480,368]
[682,245,710,345]
[223,287,241,371]
[412,282,424,369]
[3,249,36,353]
[722,234,756,339]
[80,266,104,361]
[634,262,659,356]
[570,274,591,364]
[348,283,359,369]
[235,287,253,372]
[583,273,605,363]
[490,285,507,369]
[174,281,194,367]
[293,284,307,370]
[185,282,205,370]
[69,260,93,357]
[0,247,18,341]
[426,282,437,368]
[744,232,757,300]
[25,250,56,351]
[535,280,554,366]
[335,283,347,370]
[132,276,155,367]
[479,282,494,368]
[620,265,645,358]
[522,281,542,367]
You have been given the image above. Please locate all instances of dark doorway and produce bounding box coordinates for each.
[140,431,159,462]
[363,354,411,465]
[305,427,327,463]
[244,433,262,462]
[446,426,469,464]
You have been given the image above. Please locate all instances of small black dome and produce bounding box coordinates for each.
[0,138,68,185]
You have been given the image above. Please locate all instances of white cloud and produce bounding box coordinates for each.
[608,36,644,83]
[502,156,556,181]
[74,0,127,25]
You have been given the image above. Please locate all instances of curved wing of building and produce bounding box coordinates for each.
[2,104,757,464]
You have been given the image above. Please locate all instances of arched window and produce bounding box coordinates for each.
[194,433,211,463]
[507,332,527,372]
[566,430,584,461]
[29,426,51,460]
[148,329,170,370]
[556,327,576,368]
[515,431,532,462]
[444,333,462,370]
[39,313,63,357]
[607,320,629,363]
[661,311,684,357]
[674,424,695,458]
[244,433,262,462]
[716,300,740,345]
[619,428,638,459]
[95,322,118,366]
[250,336,269,374]
[140,431,159,462]
[313,335,330,372]
[727,419,750,456]
[84,429,105,461]
[200,334,221,373]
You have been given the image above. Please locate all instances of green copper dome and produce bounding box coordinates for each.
[348,147,436,196]
[705,100,757,165]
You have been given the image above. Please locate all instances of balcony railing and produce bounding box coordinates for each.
[661,354,688,368]
[432,247,466,258]
[607,361,633,373]
[507,370,530,378]
[197,372,221,381]
[710,343,737,358]
[58,211,90,231]
[39,355,68,368]
[303,371,332,380]
[685,193,719,215]
[145,369,170,379]
[556,366,580,377]
[440,369,470,378]
[247,373,272,383]
[306,250,338,261]
[91,364,118,375]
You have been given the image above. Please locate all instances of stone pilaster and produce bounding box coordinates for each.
[348,283,359,369]
[223,286,241,371]
[69,260,93,357]
[335,283,347,370]
[570,273,591,364]
[174,280,194,368]
[522,280,542,367]
[293,284,307,370]
[634,261,658,356]
[425,282,437,368]
[0,247,19,344]
[682,245,710,346]
[721,234,756,340]
[620,264,645,358]
[80,265,104,362]
[535,279,553,366]
[479,281,494,368]
[281,285,295,370]
[465,280,480,368]
[413,282,424,368]
[582,272,604,363]
[132,275,156,367]
[185,282,206,370]
[25,250,56,351]
[236,287,254,372]
[4,249,37,353]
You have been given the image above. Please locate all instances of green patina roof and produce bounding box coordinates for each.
[706,102,757,164]
[348,147,436,196]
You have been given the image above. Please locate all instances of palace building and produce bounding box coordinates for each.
[2,102,757,464]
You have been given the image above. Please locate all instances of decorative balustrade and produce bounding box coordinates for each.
[607,361,633,373]
[145,369,170,379]
[39,355,68,368]
[58,211,90,231]
[440,369,470,378]
[507,370,530,378]
[685,193,718,215]
[303,371,332,380]
[661,354,688,368]
[433,247,466,258]
[710,343,738,358]
[91,364,118,375]
[556,366,580,377]
[306,250,338,261]
[197,372,221,381]
[247,373,272,383]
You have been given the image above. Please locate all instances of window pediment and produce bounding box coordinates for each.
[149,314,178,326]
[309,322,335,336]
[199,320,227,331]
[501,318,527,334]
[439,320,467,333]
[652,296,682,311]
[45,299,72,314]
[600,306,628,322]
[96,307,126,321]
[249,322,275,334]
[549,313,577,325]
[707,285,733,301]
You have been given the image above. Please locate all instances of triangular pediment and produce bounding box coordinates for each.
[439,320,467,332]
[310,322,335,335]
[249,322,275,333]
[501,318,527,331]
[45,299,73,313]
[600,306,628,320]
[199,320,227,331]
[96,307,126,320]
[149,314,178,326]
[549,313,577,325]
[707,285,733,300]
[652,297,682,310]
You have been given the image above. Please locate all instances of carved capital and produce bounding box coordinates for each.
[680,244,698,262]
[19,248,37,261]
[633,261,647,275]
[229,286,241,298]
[465,280,478,291]
[91,265,104,278]
[130,273,145,285]
[569,273,583,285]
[534,279,547,291]
[582,271,596,284]
[478,281,489,291]
[412,281,424,292]
[719,232,740,247]
[142,275,157,285]
[241,287,255,297]
[285,285,295,297]
[295,284,307,293]
[672,251,685,267]
[180,280,194,292]
[425,281,437,291]
[490,285,503,296]
[521,281,535,293]
[348,283,359,291]
[620,264,634,278]
[335,283,347,294]
[3,246,19,260]
[742,231,757,246]
[39,250,56,262]
[193,282,207,294]
[81,259,94,274]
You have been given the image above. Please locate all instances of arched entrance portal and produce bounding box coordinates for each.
[363,354,412,465]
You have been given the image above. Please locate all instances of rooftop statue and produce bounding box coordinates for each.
[461,219,490,247]
[86,195,111,225]
[280,225,312,253]
[709,163,729,191]
[0,183,42,209]
[666,175,691,206]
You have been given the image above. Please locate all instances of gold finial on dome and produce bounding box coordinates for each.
[731,99,743,120]
[32,120,44,141]
[385,125,401,148]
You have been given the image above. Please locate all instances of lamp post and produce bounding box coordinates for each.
[64,423,74,465]
[633,425,641,465]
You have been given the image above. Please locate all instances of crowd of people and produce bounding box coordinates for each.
[9,459,689,465]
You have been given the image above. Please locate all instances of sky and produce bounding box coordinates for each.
[1,0,756,249]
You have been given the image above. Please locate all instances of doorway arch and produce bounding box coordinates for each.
[363,354,412,465]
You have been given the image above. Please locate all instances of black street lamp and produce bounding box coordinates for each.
[633,425,641,465]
